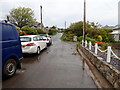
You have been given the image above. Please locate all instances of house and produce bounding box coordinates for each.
[102,25,117,29]
[110,1,120,41]
[111,28,120,41]
[31,23,45,30]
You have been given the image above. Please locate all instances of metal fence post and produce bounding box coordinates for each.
[85,40,87,47]
[95,43,98,55]
[107,46,111,63]
[89,42,92,50]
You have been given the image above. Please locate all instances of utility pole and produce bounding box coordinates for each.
[83,0,86,44]
[65,21,67,29]
[40,5,44,30]
[40,5,43,24]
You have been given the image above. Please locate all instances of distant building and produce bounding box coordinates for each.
[102,25,116,29]
[110,1,120,41]
[32,23,45,30]
[111,28,120,41]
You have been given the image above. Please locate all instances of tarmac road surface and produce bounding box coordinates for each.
[3,33,97,88]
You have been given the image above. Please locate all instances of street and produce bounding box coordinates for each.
[3,33,97,88]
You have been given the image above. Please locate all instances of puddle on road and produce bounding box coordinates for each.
[16,68,26,74]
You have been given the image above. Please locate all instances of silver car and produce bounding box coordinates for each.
[40,34,52,46]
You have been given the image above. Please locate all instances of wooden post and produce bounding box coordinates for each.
[82,58,85,70]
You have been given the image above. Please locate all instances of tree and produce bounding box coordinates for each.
[8,7,37,28]
[48,28,57,35]
[67,21,83,36]
[62,20,114,43]
[90,22,102,29]
[66,21,92,37]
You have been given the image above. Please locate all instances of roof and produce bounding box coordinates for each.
[102,25,116,29]
[113,28,120,30]
[111,30,120,34]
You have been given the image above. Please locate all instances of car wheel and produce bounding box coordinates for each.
[36,47,40,55]
[3,59,17,78]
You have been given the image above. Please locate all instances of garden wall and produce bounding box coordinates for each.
[79,45,120,88]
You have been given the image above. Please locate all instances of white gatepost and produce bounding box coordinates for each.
[89,42,92,50]
[107,46,111,63]
[85,40,88,47]
[95,43,98,55]
[82,40,84,46]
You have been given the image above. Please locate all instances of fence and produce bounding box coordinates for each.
[81,40,120,71]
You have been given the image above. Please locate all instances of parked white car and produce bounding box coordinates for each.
[40,34,52,46]
[20,35,47,54]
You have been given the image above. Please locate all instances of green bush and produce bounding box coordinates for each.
[78,36,97,44]
[100,43,109,50]
[21,26,46,35]
[19,32,26,36]
[77,36,83,42]
[36,28,46,34]
[97,35,103,42]
[62,21,114,43]
[61,33,75,41]
[21,26,35,35]
[86,37,97,44]
[48,28,57,35]
[16,26,20,32]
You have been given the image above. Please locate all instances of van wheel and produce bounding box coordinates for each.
[3,59,17,78]
[36,47,40,55]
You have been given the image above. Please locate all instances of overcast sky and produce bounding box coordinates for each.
[0,0,119,28]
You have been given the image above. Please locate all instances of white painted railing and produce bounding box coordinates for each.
[81,40,120,63]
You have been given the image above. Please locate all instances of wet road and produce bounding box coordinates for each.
[3,33,97,88]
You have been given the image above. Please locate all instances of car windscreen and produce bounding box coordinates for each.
[20,37,31,42]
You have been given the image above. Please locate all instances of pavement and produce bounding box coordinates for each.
[3,33,97,88]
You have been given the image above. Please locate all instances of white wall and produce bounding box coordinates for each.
[114,34,120,41]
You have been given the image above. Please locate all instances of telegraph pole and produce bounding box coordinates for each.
[82,0,87,70]
[65,21,67,29]
[83,0,86,44]
[40,5,43,24]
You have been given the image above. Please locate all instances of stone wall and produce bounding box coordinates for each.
[79,45,120,88]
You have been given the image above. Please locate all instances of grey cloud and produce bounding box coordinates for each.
[0,0,119,28]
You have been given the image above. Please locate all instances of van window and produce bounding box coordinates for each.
[20,37,31,42]
[2,24,17,41]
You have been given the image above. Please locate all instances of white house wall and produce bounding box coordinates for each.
[114,34,119,41]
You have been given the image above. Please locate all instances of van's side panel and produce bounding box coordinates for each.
[1,23,23,68]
